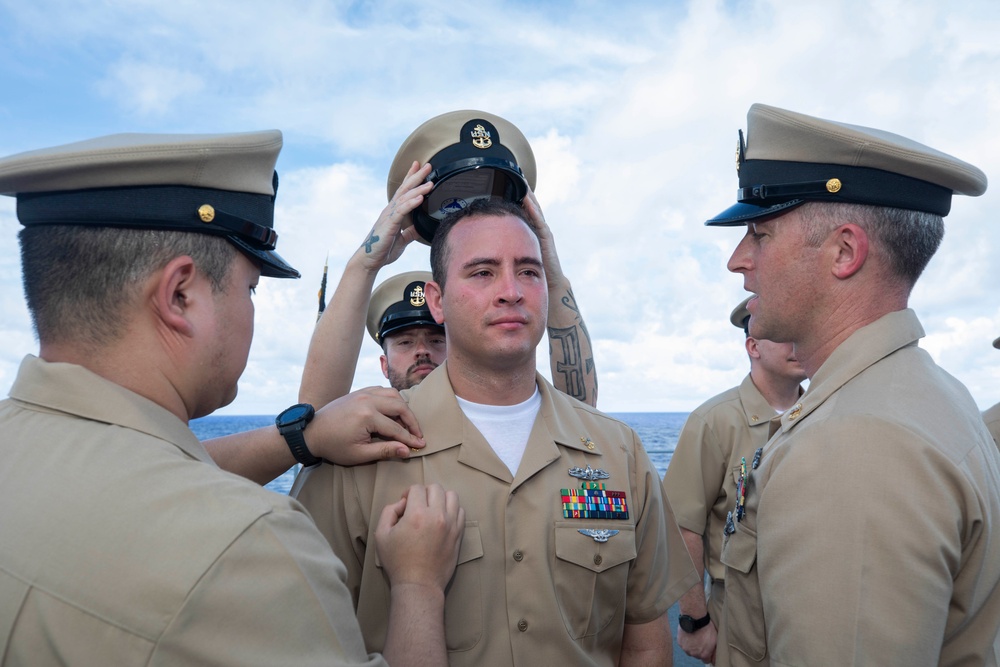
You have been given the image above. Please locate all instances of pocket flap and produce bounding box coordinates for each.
[554,523,636,573]
[720,522,757,575]
[377,520,482,569]
[457,521,484,565]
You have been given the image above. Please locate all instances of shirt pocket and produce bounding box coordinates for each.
[720,521,767,661]
[553,522,636,639]
[444,521,485,651]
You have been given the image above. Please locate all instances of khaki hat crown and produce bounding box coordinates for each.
[707,103,988,226]
[730,296,752,332]
[386,110,536,244]
[0,130,299,278]
[366,270,442,344]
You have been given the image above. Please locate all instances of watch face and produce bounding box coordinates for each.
[278,403,313,425]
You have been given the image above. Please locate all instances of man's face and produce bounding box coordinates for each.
[202,253,259,415]
[380,324,447,390]
[752,337,808,384]
[427,214,547,372]
[727,208,822,344]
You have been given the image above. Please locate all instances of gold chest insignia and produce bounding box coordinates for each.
[470,124,492,149]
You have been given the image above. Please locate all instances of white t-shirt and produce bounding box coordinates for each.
[456,387,541,475]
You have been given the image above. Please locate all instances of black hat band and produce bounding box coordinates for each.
[738,159,954,217]
[378,307,442,342]
[16,182,279,249]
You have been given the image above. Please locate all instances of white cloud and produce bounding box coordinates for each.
[2,0,1000,416]
[97,61,206,117]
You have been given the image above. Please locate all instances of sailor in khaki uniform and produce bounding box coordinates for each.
[663,298,805,666]
[294,197,698,666]
[297,109,598,411]
[983,335,1000,447]
[0,132,463,666]
[708,104,1000,666]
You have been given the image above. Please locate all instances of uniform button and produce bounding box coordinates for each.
[594,554,603,566]
[517,619,528,632]
[513,550,523,562]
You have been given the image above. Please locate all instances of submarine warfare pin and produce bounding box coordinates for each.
[568,465,609,481]
[579,528,620,543]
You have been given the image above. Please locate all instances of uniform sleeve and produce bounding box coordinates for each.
[662,409,728,534]
[152,506,388,667]
[757,416,968,666]
[625,430,700,623]
[982,405,1000,449]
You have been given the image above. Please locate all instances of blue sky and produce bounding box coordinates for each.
[3,0,1000,414]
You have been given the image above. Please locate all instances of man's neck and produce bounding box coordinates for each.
[794,279,910,378]
[40,339,191,422]
[750,369,802,413]
[444,357,538,406]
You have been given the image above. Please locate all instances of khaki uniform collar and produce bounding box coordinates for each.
[738,372,779,428]
[402,362,608,489]
[8,354,215,466]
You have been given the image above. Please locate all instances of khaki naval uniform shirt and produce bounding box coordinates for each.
[721,310,1000,666]
[983,402,1000,449]
[0,356,386,667]
[293,363,698,667]
[663,375,776,624]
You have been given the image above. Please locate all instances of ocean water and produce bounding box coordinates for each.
[191,412,689,495]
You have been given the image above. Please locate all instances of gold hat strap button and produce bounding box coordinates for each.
[198,204,216,223]
[826,178,842,193]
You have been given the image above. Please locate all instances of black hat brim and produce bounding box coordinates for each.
[379,314,444,342]
[705,199,807,227]
[227,235,300,279]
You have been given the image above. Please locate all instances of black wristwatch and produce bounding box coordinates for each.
[678,612,711,633]
[275,403,320,467]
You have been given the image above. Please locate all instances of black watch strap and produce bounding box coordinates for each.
[679,612,712,633]
[276,403,320,467]
[283,428,321,467]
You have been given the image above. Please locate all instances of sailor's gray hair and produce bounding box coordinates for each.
[800,202,944,286]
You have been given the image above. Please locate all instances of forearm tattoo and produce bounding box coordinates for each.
[549,325,587,401]
[549,287,597,403]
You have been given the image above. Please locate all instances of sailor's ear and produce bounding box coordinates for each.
[829,223,869,280]
[152,255,199,337]
[425,280,445,324]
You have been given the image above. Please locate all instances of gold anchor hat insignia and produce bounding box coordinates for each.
[470,123,492,149]
[409,284,426,307]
